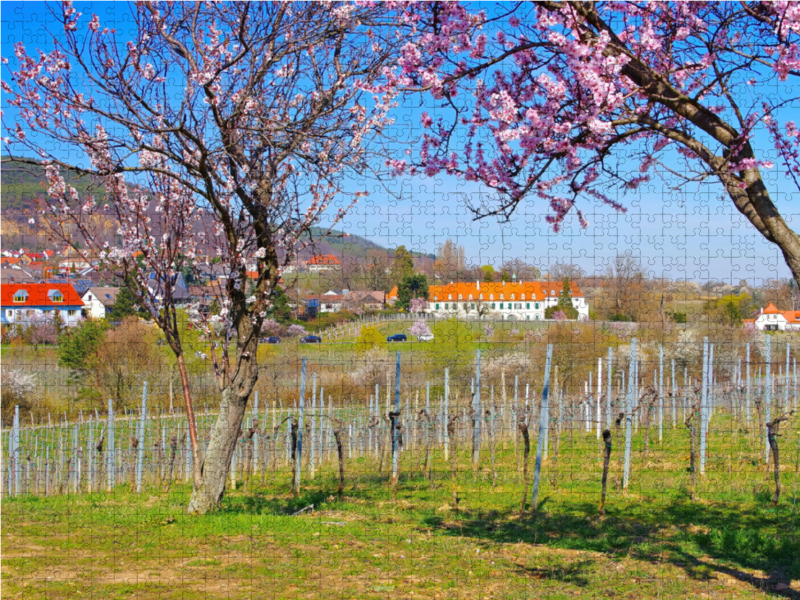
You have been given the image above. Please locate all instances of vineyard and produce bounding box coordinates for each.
[4,336,800,598]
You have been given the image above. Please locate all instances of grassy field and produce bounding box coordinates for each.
[4,417,800,599]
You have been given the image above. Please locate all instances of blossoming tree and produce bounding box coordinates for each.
[399,2,800,281]
[3,2,402,514]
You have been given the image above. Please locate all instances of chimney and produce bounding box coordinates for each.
[502,280,505,286]
[477,280,480,290]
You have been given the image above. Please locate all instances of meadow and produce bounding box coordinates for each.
[3,325,800,598]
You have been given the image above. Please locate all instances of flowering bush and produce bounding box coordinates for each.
[260,319,282,336]
[484,325,494,339]
[409,320,432,337]
[286,324,307,338]
[551,310,568,321]
[409,297,427,313]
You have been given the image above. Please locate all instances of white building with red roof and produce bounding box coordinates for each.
[752,302,800,331]
[388,279,588,321]
[1,283,85,330]
[307,254,342,272]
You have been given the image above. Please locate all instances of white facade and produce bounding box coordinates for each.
[425,296,588,320]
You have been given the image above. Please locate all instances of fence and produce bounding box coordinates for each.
[3,337,799,507]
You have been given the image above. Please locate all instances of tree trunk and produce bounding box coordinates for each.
[187,383,250,515]
[599,429,612,516]
[176,353,202,486]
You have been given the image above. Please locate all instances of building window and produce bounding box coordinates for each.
[444,303,448,310]
[551,291,555,296]
[468,294,473,300]
[526,303,530,309]
[511,294,515,299]
[535,315,540,320]
[435,303,439,310]
[68,310,77,317]
[535,303,539,309]
[471,303,475,309]
[479,294,483,300]
[489,294,494,300]
[492,303,496,309]
[448,294,452,300]
[521,294,525,300]
[458,294,463,300]
[500,303,504,309]
[500,294,504,300]
[13,291,27,303]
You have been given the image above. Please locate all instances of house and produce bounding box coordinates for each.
[305,293,346,313]
[1,283,84,330]
[751,303,800,331]
[81,287,120,319]
[307,254,342,272]
[45,278,95,297]
[1,267,36,284]
[344,290,386,311]
[387,280,589,321]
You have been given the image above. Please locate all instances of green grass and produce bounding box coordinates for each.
[4,420,800,599]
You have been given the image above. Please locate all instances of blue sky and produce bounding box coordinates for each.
[2,1,798,284]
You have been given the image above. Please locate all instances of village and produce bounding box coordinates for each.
[1,243,798,337]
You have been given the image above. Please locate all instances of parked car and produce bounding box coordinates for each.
[417,334,434,342]
[387,334,408,342]
[300,335,322,343]
[266,336,281,344]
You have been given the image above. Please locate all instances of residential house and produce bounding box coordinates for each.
[1,267,35,284]
[81,287,120,319]
[750,303,800,331]
[344,290,386,311]
[1,283,84,330]
[387,280,589,321]
[307,254,342,272]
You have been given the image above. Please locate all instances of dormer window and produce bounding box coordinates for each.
[511,294,515,299]
[521,294,525,300]
[489,294,494,300]
[48,290,64,303]
[13,290,28,303]
[468,294,473,300]
[448,294,452,300]
[479,294,483,300]
[500,294,504,300]
[458,294,462,300]
[551,290,555,296]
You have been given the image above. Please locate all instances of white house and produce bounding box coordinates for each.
[388,280,589,321]
[1,283,85,330]
[82,287,120,319]
[750,303,800,331]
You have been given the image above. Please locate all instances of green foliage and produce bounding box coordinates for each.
[390,246,415,285]
[501,270,510,282]
[668,311,687,324]
[544,277,579,319]
[481,265,495,282]
[57,320,110,374]
[608,314,632,322]
[107,286,147,321]
[267,285,293,323]
[703,292,752,326]
[395,273,429,311]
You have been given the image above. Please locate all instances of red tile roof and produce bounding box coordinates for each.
[308,254,341,266]
[1,283,85,307]
[388,281,583,302]
[763,302,781,314]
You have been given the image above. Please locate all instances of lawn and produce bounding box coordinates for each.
[4,424,800,599]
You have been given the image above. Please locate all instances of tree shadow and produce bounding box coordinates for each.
[420,497,800,597]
